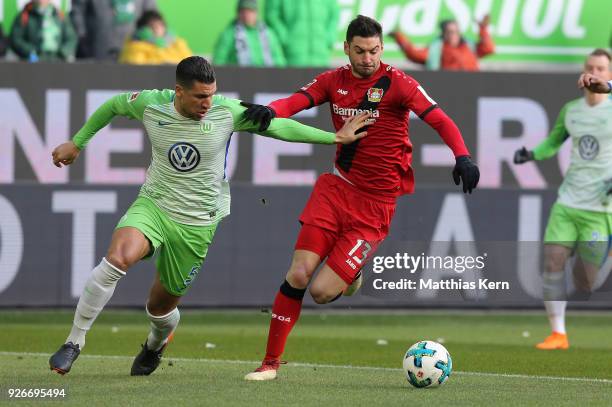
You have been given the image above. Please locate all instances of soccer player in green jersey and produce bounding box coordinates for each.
[514,49,612,350]
[48,56,369,375]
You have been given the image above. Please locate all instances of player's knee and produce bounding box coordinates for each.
[544,256,565,274]
[287,262,315,289]
[544,246,571,273]
[146,301,175,317]
[310,291,330,304]
[104,253,132,272]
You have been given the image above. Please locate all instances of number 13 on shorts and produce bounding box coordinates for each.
[348,239,372,265]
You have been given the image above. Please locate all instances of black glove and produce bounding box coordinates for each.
[452,155,479,194]
[513,147,534,164]
[240,101,276,132]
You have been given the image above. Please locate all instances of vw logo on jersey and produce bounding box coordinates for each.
[578,135,599,160]
[168,142,200,172]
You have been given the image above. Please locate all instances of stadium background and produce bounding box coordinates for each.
[1,0,611,66]
[1,3,612,405]
[0,0,611,309]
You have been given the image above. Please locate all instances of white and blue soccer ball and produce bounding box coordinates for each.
[403,340,452,388]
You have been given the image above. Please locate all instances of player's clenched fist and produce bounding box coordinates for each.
[51,141,81,168]
[334,112,370,144]
[578,73,611,94]
[513,146,534,164]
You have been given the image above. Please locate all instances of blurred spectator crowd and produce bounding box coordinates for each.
[0,0,192,64]
[0,0,501,71]
[213,0,339,67]
[0,0,342,67]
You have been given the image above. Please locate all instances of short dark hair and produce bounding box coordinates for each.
[589,48,611,62]
[346,15,382,43]
[439,19,457,33]
[176,56,216,88]
[136,10,164,29]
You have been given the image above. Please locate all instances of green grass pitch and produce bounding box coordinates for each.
[1,310,611,406]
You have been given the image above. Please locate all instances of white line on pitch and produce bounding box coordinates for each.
[2,351,612,385]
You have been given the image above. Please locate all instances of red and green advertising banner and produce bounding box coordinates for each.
[2,0,610,65]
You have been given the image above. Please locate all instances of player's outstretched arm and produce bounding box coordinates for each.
[260,118,335,144]
[51,91,163,168]
[64,90,167,153]
[240,93,313,131]
[232,97,368,144]
[258,112,369,145]
[50,96,120,168]
[69,97,122,150]
[578,73,612,94]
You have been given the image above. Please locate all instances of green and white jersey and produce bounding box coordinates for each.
[534,96,612,213]
[72,89,336,225]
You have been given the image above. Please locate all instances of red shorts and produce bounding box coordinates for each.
[295,173,396,284]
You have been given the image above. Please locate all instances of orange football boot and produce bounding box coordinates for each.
[536,332,569,350]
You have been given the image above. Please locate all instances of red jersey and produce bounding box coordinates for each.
[270,62,469,198]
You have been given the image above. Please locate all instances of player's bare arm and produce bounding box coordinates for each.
[335,112,370,144]
[51,141,81,168]
[578,73,611,94]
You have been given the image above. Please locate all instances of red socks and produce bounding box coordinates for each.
[264,280,306,361]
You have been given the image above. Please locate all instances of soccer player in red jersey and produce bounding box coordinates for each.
[243,15,480,381]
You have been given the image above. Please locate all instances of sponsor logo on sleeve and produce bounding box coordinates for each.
[301,79,317,91]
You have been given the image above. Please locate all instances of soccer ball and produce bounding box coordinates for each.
[403,340,452,388]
